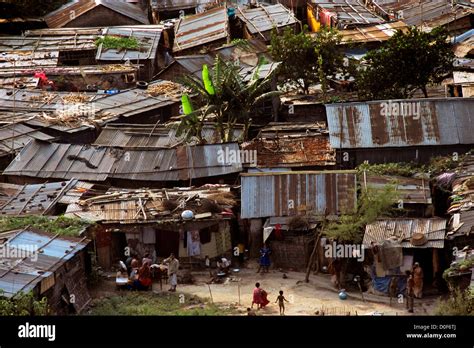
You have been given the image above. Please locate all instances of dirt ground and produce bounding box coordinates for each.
[156,262,438,316]
[91,261,438,316]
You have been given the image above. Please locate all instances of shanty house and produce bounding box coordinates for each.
[45,0,150,28]
[240,170,356,260]
[236,3,299,42]
[325,98,474,167]
[0,80,184,140]
[3,140,243,187]
[363,218,447,295]
[370,0,473,34]
[0,124,54,170]
[447,152,474,247]
[0,180,102,217]
[93,123,243,147]
[360,174,433,217]
[173,7,230,55]
[150,0,219,21]
[307,0,384,31]
[0,228,91,314]
[95,26,166,80]
[64,186,237,269]
[339,21,408,48]
[242,122,336,169]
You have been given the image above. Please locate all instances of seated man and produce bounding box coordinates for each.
[216,257,231,274]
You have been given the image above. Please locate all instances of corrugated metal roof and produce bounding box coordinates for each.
[310,0,384,27]
[240,62,280,82]
[0,123,54,156]
[173,6,228,52]
[93,123,243,148]
[4,140,242,182]
[453,71,474,85]
[363,218,447,248]
[361,174,432,204]
[174,55,215,78]
[0,228,89,298]
[326,98,474,149]
[92,80,182,119]
[373,0,472,27]
[0,180,79,216]
[169,56,278,81]
[0,33,98,51]
[96,26,163,61]
[213,38,270,65]
[151,0,218,10]
[0,80,181,125]
[45,0,149,28]
[240,170,357,218]
[0,77,39,89]
[340,21,408,43]
[0,51,59,69]
[237,4,298,35]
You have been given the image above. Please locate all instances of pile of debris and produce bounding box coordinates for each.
[448,152,474,238]
[66,185,236,223]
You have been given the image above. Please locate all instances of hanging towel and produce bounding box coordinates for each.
[187,230,201,256]
[142,227,156,244]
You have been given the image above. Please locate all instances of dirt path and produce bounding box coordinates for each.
[91,263,437,316]
[172,266,429,316]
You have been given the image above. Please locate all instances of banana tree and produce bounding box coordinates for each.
[176,55,280,143]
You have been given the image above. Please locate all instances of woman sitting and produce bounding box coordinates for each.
[134,260,152,291]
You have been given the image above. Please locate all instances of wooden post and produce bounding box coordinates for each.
[207,284,214,304]
[238,283,241,305]
[305,231,322,282]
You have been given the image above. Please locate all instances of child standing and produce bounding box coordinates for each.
[275,290,289,315]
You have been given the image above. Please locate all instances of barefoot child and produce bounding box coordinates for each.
[275,290,289,315]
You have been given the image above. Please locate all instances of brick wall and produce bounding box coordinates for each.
[269,235,311,270]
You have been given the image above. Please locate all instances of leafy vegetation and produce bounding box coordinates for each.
[357,162,424,177]
[324,186,400,243]
[357,27,453,99]
[0,291,49,315]
[443,258,474,281]
[175,55,280,142]
[270,25,347,95]
[0,216,92,237]
[87,292,237,316]
[435,288,473,316]
[95,36,140,50]
[356,152,470,178]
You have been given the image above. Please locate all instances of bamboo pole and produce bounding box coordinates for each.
[208,284,214,304]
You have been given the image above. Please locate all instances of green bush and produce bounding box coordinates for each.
[87,292,236,316]
[95,36,139,50]
[0,291,49,315]
[0,215,91,237]
[435,288,473,316]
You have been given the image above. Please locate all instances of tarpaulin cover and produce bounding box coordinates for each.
[370,265,407,294]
